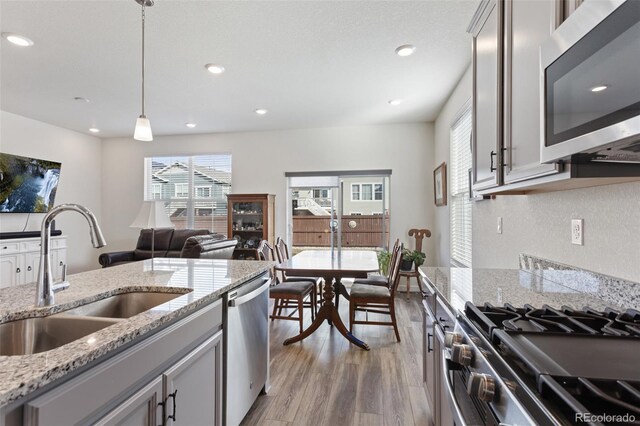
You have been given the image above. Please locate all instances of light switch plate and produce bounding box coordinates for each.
[497,217,503,234]
[571,219,583,245]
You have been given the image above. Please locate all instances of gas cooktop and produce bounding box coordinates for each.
[463,303,640,425]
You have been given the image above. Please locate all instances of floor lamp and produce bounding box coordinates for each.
[130,201,174,270]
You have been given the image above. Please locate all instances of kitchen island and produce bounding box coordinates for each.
[0,258,273,425]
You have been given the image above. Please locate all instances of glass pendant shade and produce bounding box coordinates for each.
[134,116,153,141]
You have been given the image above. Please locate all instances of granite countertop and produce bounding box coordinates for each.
[419,266,640,315]
[0,258,273,407]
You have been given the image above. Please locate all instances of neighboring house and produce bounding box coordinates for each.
[292,177,389,216]
[150,160,231,218]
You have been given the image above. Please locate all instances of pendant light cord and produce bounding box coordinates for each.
[141,1,146,118]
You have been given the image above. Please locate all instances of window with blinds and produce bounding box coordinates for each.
[450,102,472,267]
[144,154,231,234]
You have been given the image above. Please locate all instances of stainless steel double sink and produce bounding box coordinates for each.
[0,291,188,356]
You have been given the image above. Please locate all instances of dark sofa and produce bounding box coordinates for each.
[99,229,235,267]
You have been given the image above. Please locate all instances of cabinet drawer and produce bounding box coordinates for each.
[21,241,42,252]
[0,242,20,255]
[51,238,67,249]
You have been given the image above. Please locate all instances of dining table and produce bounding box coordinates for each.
[274,249,379,350]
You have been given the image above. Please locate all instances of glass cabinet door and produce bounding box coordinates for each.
[230,201,264,259]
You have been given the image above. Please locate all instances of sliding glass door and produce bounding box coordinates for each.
[286,171,390,254]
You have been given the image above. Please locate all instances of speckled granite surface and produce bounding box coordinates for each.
[519,254,640,309]
[419,266,639,315]
[0,258,273,407]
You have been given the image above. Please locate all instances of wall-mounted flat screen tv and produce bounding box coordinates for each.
[0,153,61,213]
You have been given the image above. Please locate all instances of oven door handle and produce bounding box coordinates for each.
[441,350,469,426]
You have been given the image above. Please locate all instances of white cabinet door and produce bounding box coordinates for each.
[503,0,561,184]
[22,251,40,284]
[95,376,164,426]
[422,299,437,425]
[471,0,503,191]
[0,254,20,288]
[162,331,223,426]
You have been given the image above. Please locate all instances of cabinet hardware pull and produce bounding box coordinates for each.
[490,150,497,172]
[501,147,508,168]
[167,389,178,422]
[27,266,32,271]
[2,246,7,249]
[157,398,166,426]
[16,268,21,273]
[427,333,433,353]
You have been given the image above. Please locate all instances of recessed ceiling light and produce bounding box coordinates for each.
[89,128,100,133]
[2,32,34,47]
[395,44,416,57]
[74,96,90,103]
[186,122,197,128]
[205,64,225,74]
[590,85,608,92]
[255,109,268,115]
[388,99,403,106]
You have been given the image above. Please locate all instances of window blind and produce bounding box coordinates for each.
[144,154,232,234]
[450,102,473,267]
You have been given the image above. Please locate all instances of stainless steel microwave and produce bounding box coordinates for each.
[540,0,640,165]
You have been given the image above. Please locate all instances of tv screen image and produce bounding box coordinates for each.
[0,153,61,213]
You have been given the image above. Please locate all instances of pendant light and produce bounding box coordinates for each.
[133,0,154,141]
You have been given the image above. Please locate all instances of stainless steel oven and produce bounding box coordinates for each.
[540,0,640,164]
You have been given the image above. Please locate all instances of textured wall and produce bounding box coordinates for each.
[473,182,640,282]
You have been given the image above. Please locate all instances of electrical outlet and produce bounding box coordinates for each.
[497,217,503,234]
[571,219,584,245]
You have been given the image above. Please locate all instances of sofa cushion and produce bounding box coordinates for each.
[168,229,209,251]
[136,229,174,251]
[181,236,236,259]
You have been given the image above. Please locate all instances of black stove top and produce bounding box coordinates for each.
[464,303,640,425]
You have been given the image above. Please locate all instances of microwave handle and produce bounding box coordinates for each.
[441,351,469,426]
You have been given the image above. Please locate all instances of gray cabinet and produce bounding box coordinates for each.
[422,297,437,425]
[163,331,223,426]
[470,0,503,191]
[21,300,224,426]
[94,377,163,426]
[503,0,561,184]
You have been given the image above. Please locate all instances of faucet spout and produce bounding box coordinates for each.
[36,204,107,306]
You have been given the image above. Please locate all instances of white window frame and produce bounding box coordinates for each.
[174,183,189,198]
[351,184,361,201]
[151,183,162,199]
[450,101,473,267]
[374,183,383,201]
[195,185,212,198]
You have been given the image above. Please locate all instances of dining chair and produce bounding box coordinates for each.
[348,243,403,341]
[352,238,401,288]
[257,240,316,333]
[274,237,324,304]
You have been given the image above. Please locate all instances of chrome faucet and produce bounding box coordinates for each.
[36,204,107,306]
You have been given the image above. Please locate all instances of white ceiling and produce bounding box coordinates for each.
[1,0,478,138]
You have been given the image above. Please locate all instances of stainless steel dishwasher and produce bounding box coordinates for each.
[224,273,271,426]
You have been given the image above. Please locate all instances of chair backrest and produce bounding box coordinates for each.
[386,238,401,281]
[275,237,290,263]
[408,228,431,253]
[257,240,275,261]
[387,244,404,296]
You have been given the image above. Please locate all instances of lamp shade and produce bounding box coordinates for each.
[134,116,153,141]
[130,201,174,229]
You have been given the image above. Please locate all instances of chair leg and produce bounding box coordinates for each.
[390,299,401,342]
[406,276,410,301]
[349,300,355,333]
[310,291,316,320]
[271,298,279,321]
[298,297,304,333]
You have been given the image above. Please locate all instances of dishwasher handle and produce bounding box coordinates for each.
[228,277,271,307]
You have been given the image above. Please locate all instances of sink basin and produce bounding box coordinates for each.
[61,291,186,318]
[0,315,121,356]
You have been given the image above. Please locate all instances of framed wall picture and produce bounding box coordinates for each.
[433,162,447,206]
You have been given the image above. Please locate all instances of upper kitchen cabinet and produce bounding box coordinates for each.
[503,0,561,184]
[469,0,503,191]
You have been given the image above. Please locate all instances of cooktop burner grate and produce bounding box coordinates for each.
[539,376,640,425]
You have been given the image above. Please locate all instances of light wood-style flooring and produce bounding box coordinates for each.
[241,293,431,426]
